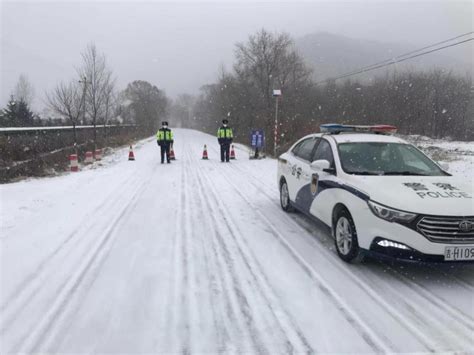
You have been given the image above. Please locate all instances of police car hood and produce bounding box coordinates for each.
[345,175,474,216]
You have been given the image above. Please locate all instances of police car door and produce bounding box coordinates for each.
[290,137,320,211]
[308,138,337,225]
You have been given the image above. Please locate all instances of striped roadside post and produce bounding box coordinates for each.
[273,89,282,157]
[94,149,102,161]
[84,151,94,164]
[69,154,79,172]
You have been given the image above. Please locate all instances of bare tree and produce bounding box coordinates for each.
[14,74,35,106]
[193,29,473,143]
[77,43,113,146]
[102,78,117,142]
[46,81,83,147]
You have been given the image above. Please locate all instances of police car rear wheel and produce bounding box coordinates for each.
[334,210,364,263]
[280,180,293,212]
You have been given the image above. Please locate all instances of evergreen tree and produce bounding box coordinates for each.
[0,96,36,127]
[1,97,19,127]
[16,99,35,126]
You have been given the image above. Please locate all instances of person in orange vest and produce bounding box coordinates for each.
[217,119,234,162]
[156,121,174,164]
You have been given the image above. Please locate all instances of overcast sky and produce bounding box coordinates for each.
[1,0,472,110]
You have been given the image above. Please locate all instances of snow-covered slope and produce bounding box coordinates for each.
[402,134,474,179]
[1,129,473,353]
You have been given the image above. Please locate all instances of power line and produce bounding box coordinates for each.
[315,33,474,85]
[323,38,473,83]
[328,32,473,79]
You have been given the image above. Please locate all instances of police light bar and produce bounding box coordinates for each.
[320,124,397,134]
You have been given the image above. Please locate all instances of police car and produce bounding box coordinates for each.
[277,124,474,263]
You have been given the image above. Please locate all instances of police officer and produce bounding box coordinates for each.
[156,121,174,164]
[217,119,233,162]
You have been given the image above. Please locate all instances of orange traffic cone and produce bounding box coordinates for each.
[128,145,135,161]
[202,145,209,160]
[230,144,236,160]
[169,146,176,160]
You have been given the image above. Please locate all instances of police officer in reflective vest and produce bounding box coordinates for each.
[156,121,174,164]
[217,119,234,162]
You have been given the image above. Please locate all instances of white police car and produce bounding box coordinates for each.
[277,124,474,263]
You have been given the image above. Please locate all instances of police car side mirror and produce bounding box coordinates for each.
[310,159,330,171]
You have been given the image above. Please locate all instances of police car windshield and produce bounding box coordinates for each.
[337,142,447,176]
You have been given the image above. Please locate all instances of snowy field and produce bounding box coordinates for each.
[1,129,473,354]
[402,134,474,179]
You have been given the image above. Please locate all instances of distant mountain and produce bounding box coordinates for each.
[295,32,472,82]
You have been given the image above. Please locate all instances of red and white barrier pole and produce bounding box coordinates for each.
[69,154,79,172]
[273,90,281,157]
[84,151,93,164]
[94,148,102,161]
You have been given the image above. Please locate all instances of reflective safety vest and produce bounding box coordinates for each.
[217,127,233,139]
[157,129,173,142]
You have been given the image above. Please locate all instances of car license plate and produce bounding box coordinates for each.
[444,246,474,261]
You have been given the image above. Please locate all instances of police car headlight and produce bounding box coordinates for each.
[368,200,417,223]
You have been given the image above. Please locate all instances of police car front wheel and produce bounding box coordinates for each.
[334,210,364,263]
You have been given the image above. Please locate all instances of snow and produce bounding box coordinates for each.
[401,134,473,179]
[1,129,473,353]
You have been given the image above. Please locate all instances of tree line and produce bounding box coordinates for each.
[173,29,473,154]
[1,44,170,147]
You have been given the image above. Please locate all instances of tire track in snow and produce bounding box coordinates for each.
[209,160,395,353]
[181,146,229,353]
[13,166,156,353]
[180,146,204,354]
[179,155,192,354]
[198,164,315,353]
[376,262,474,328]
[163,153,190,353]
[356,267,474,351]
[0,172,140,325]
[424,264,474,291]
[189,159,270,353]
[193,157,314,354]
[1,173,143,348]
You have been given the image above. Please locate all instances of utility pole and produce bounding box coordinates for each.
[273,89,282,157]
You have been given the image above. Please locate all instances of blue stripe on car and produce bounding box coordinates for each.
[294,180,369,213]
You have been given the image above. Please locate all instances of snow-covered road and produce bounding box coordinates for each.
[1,129,473,354]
